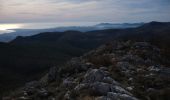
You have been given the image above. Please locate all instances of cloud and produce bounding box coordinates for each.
[0,0,170,23]
[46,0,102,3]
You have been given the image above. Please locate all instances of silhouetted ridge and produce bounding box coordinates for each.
[138,21,170,29]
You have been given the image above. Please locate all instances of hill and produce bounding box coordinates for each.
[0,21,170,96]
[0,30,121,94]
[4,41,170,100]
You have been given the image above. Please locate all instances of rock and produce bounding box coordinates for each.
[63,77,77,89]
[50,97,56,100]
[116,43,127,50]
[136,68,143,72]
[18,96,30,100]
[48,67,58,82]
[74,82,112,97]
[64,91,71,100]
[2,97,12,100]
[147,88,170,100]
[100,67,108,71]
[24,81,40,96]
[147,88,157,93]
[74,83,90,91]
[121,54,144,64]
[67,58,89,72]
[91,82,112,96]
[103,77,115,84]
[102,77,120,86]
[133,42,152,49]
[25,81,40,89]
[116,62,134,71]
[107,92,138,100]
[148,66,160,72]
[95,96,108,100]
[85,62,93,66]
[75,77,129,97]
[80,64,90,71]
[159,67,170,76]
[83,69,109,83]
[128,78,133,81]
[24,88,35,96]
[145,59,153,65]
[37,88,49,97]
[23,91,28,96]
[119,94,138,100]
[107,92,119,100]
[111,86,132,96]
[39,74,49,86]
[126,87,133,91]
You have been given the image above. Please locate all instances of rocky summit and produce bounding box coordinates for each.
[3,41,170,100]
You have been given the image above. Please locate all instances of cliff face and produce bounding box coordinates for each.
[4,41,170,100]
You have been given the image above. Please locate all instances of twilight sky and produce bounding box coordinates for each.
[0,0,170,23]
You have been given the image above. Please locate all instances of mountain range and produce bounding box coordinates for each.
[0,21,170,98]
[0,23,144,42]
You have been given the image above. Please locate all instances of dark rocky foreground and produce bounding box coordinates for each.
[3,41,170,100]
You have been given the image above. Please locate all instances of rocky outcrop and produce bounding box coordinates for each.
[3,41,170,100]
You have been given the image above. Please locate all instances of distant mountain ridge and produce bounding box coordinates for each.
[95,22,144,28]
[0,22,144,42]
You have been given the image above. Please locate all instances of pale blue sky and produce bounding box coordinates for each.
[0,0,170,23]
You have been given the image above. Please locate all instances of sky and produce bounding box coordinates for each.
[0,0,170,23]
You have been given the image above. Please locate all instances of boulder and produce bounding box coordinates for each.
[116,62,134,71]
[64,91,71,100]
[147,66,160,72]
[25,81,40,89]
[121,54,144,64]
[102,77,120,86]
[159,67,170,76]
[63,77,77,89]
[37,88,49,97]
[83,69,109,83]
[24,81,40,96]
[111,86,132,96]
[18,96,31,100]
[95,96,108,100]
[133,42,152,49]
[74,83,90,91]
[107,92,138,100]
[67,58,89,72]
[2,97,12,100]
[100,67,108,71]
[91,82,112,96]
[126,86,133,91]
[48,67,58,82]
